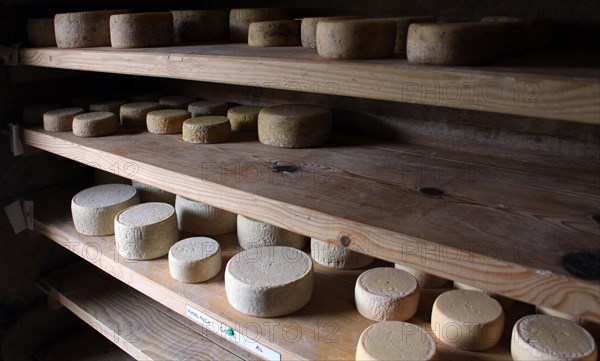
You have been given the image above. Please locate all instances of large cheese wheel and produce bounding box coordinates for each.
[227,105,262,131]
[310,238,373,269]
[27,18,56,47]
[536,305,584,325]
[171,10,229,42]
[182,116,231,144]
[229,8,289,42]
[355,267,420,321]
[248,20,301,47]
[131,180,175,205]
[431,289,504,350]
[188,100,229,117]
[159,95,198,109]
[225,246,313,317]
[395,263,449,288]
[237,214,307,249]
[71,184,139,236]
[380,16,436,53]
[114,202,179,260]
[110,12,173,49]
[72,112,117,137]
[43,107,84,132]
[482,16,552,50]
[300,16,362,49]
[512,315,597,361]
[89,100,127,117]
[168,237,222,283]
[120,102,162,127]
[316,19,396,59]
[356,321,437,361]
[175,195,236,235]
[23,103,61,125]
[146,109,190,134]
[454,281,515,309]
[54,10,129,48]
[258,104,332,148]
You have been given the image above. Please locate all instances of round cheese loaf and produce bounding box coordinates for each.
[131,180,175,205]
[188,100,229,117]
[171,10,229,43]
[431,289,504,350]
[229,8,289,42]
[227,105,262,131]
[27,18,56,47]
[182,116,231,144]
[71,184,139,236]
[169,237,222,283]
[114,202,179,260]
[453,281,515,309]
[89,100,127,117]
[316,19,396,59]
[301,16,362,49]
[23,102,61,125]
[258,104,332,148]
[395,263,449,288]
[43,107,84,132]
[175,195,237,235]
[356,321,437,361]
[55,10,130,48]
[311,238,373,269]
[159,95,198,109]
[536,305,584,325]
[94,169,131,185]
[146,109,190,134]
[512,315,597,361]
[225,246,313,317]
[237,214,307,249]
[355,267,420,321]
[120,102,162,127]
[72,112,117,137]
[110,12,173,49]
[380,16,436,53]
[248,20,301,47]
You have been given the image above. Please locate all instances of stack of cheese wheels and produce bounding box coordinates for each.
[229,8,289,42]
[188,100,229,117]
[89,100,127,117]
[431,289,504,350]
[482,16,552,50]
[316,19,396,59]
[23,103,61,125]
[225,246,313,317]
[95,169,130,185]
[311,238,373,269]
[356,321,437,361]
[355,267,420,321]
[248,20,301,47]
[512,315,597,361]
[168,237,222,283]
[171,10,229,42]
[54,10,130,48]
[381,16,436,53]
[146,109,190,134]
[237,214,307,249]
[159,95,198,110]
[27,18,56,47]
[258,104,332,148]
[536,305,584,325]
[227,105,262,131]
[71,184,139,236]
[43,107,84,132]
[110,12,173,48]
[114,202,178,260]
[454,281,515,309]
[395,263,449,288]
[300,16,362,49]
[131,180,175,205]
[72,112,118,137]
[175,195,236,235]
[120,102,162,126]
[182,116,231,144]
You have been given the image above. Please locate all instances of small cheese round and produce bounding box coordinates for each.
[27,18,56,47]
[301,16,362,49]
[395,263,449,288]
[89,100,127,116]
[380,16,437,53]
[188,100,229,117]
[114,202,179,260]
[171,10,229,43]
[110,12,173,49]
[229,8,289,42]
[54,10,129,48]
[146,109,190,134]
[131,180,175,205]
[512,315,597,361]
[258,104,332,148]
[248,20,301,47]
[120,102,162,127]
[71,184,139,236]
[227,105,262,131]
[159,95,198,109]
[225,246,313,317]
[431,289,504,351]
[310,238,373,269]
[175,195,236,235]
[72,112,117,137]
[237,215,307,249]
[536,305,584,325]
[182,116,231,144]
[43,107,84,132]
[23,103,61,125]
[454,281,515,309]
[316,19,396,59]
[355,267,420,321]
[356,321,437,361]
[169,237,222,283]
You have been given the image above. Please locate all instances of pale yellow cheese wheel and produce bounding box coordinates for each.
[23,102,61,125]
[131,180,175,205]
[89,100,127,117]
[27,18,56,47]
[175,195,237,235]
[159,95,198,109]
[300,16,362,49]
[258,104,332,148]
[146,109,190,134]
[120,102,162,127]
[72,112,117,137]
[188,100,229,117]
[395,263,449,288]
[43,107,84,132]
[54,10,130,48]
[310,238,373,269]
[229,8,289,42]
[237,214,307,250]
[182,116,231,144]
[168,237,222,283]
[110,12,173,49]
[316,19,396,59]
[227,105,262,131]
[379,16,436,53]
[248,20,301,47]
[453,281,515,309]
[356,321,437,361]
[171,10,229,42]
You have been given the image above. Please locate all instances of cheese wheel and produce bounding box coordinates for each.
[237,215,307,249]
[248,20,301,47]
[227,105,262,131]
[23,103,61,125]
[55,10,130,48]
[168,237,222,283]
[188,100,229,117]
[356,321,437,361]
[229,8,289,42]
[258,104,332,148]
[379,16,436,53]
[175,195,236,235]
[395,263,449,288]
[512,315,597,361]
[72,112,117,137]
[300,16,362,49]
[171,10,229,42]
[94,169,131,185]
[225,246,313,317]
[89,100,127,117]
[310,238,373,269]
[146,109,190,134]
[159,95,198,110]
[27,18,56,47]
[453,281,515,309]
[114,202,179,260]
[316,19,396,59]
[482,16,552,50]
[110,12,173,49]
[355,267,420,321]
[131,180,175,205]
[71,184,139,236]
[43,107,84,132]
[182,116,231,144]
[431,289,504,350]
[120,102,162,127]
[536,305,584,325]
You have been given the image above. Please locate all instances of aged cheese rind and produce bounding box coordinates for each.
[43,107,84,132]
[55,10,130,48]
[237,215,307,249]
[454,281,515,309]
[258,104,332,148]
[395,263,449,288]
[311,238,373,269]
[175,195,237,235]
[380,16,436,53]
[182,116,231,144]
[131,180,175,205]
[168,237,222,283]
[23,103,61,125]
[227,105,262,131]
[27,18,56,47]
[72,111,117,137]
[188,100,229,117]
[248,20,301,47]
[159,95,198,109]
[120,102,162,127]
[229,8,289,42]
[172,10,229,43]
[356,321,437,361]
[146,109,190,134]
[316,19,396,59]
[301,16,362,49]
[110,12,173,49]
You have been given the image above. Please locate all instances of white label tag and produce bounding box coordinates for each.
[9,123,24,156]
[4,200,27,234]
[22,200,34,231]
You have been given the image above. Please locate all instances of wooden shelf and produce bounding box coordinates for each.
[19,45,600,124]
[35,328,134,361]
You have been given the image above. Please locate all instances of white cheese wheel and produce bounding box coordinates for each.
[229,8,289,42]
[159,95,198,110]
[114,202,179,260]
[43,107,84,132]
[94,169,131,185]
[300,16,362,49]
[171,10,229,43]
[175,195,236,235]
[71,184,139,236]
[27,18,56,47]
[310,238,373,269]
[380,16,436,53]
[187,100,229,117]
[536,305,585,325]
[131,180,175,205]
[89,100,127,117]
[146,109,190,134]
[120,102,162,127]
[182,116,231,144]
[227,105,262,131]
[356,321,437,361]
[54,10,129,48]
[168,237,222,283]
[316,19,396,59]
[431,289,504,350]
[248,20,301,47]
[23,103,61,125]
[225,246,313,317]
[72,112,117,137]
[237,215,307,249]
[258,104,332,148]
[110,12,173,49]
[512,315,597,361]
[395,263,449,288]
[453,281,515,309]
[355,267,420,321]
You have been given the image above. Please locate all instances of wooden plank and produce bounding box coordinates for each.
[18,45,600,124]
[35,328,134,361]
